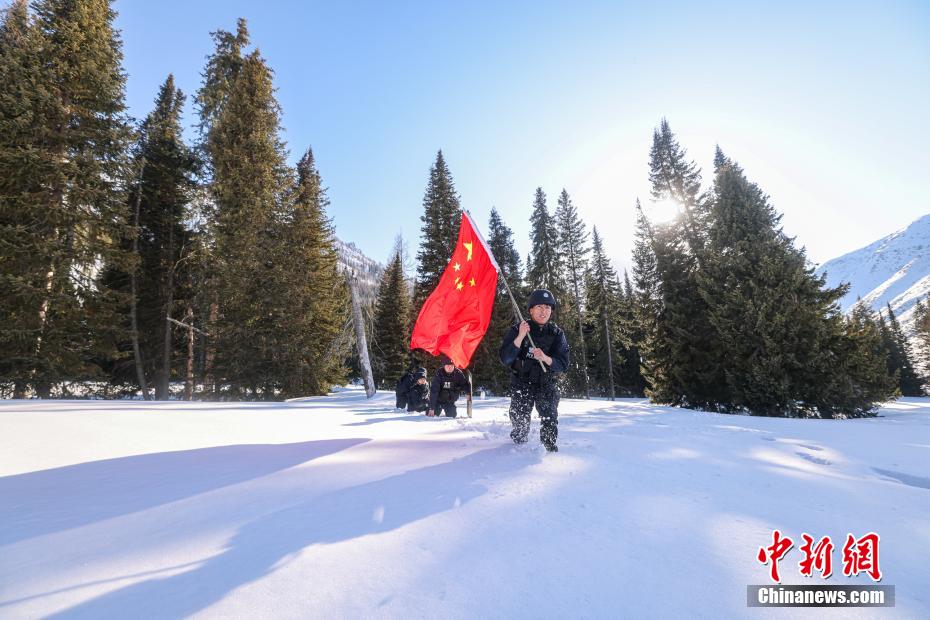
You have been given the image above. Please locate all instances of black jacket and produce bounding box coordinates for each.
[396,372,415,396]
[499,320,570,385]
[407,380,430,411]
[429,367,470,410]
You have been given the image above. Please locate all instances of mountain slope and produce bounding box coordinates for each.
[816,214,930,332]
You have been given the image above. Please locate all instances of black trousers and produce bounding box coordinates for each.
[434,401,457,418]
[508,379,559,444]
[396,392,408,409]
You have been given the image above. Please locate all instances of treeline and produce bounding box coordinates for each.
[1,5,347,400]
[369,125,927,417]
[1,2,925,412]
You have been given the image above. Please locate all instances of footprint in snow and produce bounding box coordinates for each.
[796,451,831,466]
[872,468,930,491]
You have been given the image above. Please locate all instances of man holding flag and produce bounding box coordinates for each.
[410,211,568,450]
[498,289,569,452]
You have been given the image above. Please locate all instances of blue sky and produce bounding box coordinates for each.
[112,0,930,273]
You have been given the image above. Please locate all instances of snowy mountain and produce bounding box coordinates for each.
[334,238,383,305]
[816,214,930,333]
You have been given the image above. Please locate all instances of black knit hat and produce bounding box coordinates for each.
[415,367,427,379]
[527,288,556,310]
[439,353,454,366]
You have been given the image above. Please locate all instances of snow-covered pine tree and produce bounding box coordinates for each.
[0,0,133,397]
[555,189,590,398]
[471,208,522,395]
[372,250,412,389]
[413,150,462,311]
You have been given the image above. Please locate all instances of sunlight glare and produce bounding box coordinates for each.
[649,199,682,224]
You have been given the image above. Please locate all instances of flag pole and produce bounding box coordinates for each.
[465,210,547,373]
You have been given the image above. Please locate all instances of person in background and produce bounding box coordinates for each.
[395,365,416,410]
[427,354,470,418]
[406,367,430,413]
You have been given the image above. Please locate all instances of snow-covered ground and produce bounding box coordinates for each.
[1,388,928,619]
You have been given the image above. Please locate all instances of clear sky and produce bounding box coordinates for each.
[110,0,930,274]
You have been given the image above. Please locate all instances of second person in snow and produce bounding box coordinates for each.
[427,354,470,418]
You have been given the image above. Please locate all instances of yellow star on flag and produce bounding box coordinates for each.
[463,241,473,260]
[453,262,461,272]
[469,277,476,286]
[456,282,464,291]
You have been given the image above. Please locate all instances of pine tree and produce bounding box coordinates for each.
[555,189,590,398]
[631,200,664,400]
[617,270,647,396]
[881,304,924,396]
[827,303,897,416]
[0,0,52,396]
[646,121,720,408]
[0,0,133,397]
[372,250,412,388]
[582,227,619,397]
[197,21,302,398]
[912,296,930,382]
[280,148,351,397]
[650,117,705,246]
[701,153,895,416]
[526,188,561,292]
[471,208,522,395]
[413,150,462,310]
[103,75,198,398]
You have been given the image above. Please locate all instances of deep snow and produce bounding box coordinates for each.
[1,388,928,619]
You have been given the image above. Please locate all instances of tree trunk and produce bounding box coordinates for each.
[203,300,218,397]
[129,159,149,400]
[604,313,615,400]
[349,275,376,398]
[32,257,56,396]
[157,224,175,399]
[567,248,590,398]
[185,305,195,401]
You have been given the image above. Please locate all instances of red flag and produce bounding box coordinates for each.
[410,212,499,368]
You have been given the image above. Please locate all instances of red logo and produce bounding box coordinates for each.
[842,532,882,581]
[757,530,794,583]
[798,534,834,578]
[757,531,882,582]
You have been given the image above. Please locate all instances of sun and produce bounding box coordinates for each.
[648,198,682,224]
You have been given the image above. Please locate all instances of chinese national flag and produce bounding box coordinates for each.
[410,212,499,368]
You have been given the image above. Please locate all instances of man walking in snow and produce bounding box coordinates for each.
[427,354,470,418]
[499,289,570,452]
